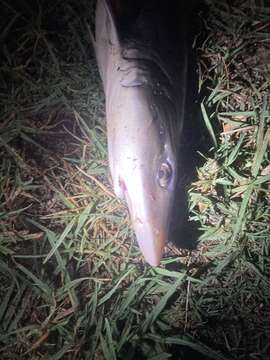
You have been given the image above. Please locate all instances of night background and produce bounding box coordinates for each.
[0,0,269,359]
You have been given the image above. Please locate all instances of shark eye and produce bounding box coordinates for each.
[158,161,173,189]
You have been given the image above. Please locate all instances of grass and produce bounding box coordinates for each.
[0,0,269,359]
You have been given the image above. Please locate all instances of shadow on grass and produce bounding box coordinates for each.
[169,1,211,253]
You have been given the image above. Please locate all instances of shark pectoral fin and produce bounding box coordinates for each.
[99,0,120,47]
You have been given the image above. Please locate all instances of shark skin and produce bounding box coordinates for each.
[92,0,189,266]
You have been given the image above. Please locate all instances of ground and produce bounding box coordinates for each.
[0,0,269,359]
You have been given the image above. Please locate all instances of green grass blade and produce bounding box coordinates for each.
[201,102,218,147]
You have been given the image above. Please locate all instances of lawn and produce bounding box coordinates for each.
[0,0,269,359]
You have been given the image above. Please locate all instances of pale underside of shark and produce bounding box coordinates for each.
[92,0,189,265]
